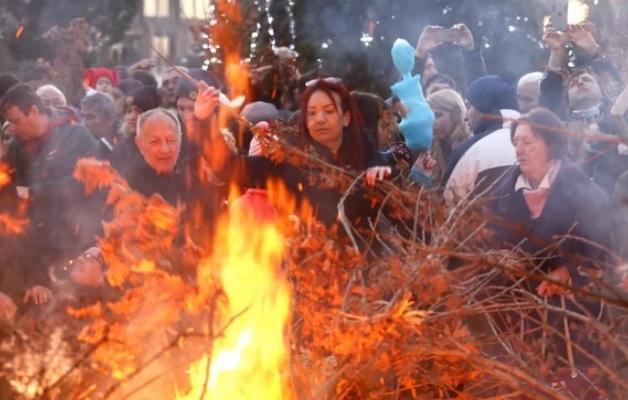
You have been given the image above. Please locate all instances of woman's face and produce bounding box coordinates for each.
[96,77,113,94]
[513,124,552,179]
[306,90,349,152]
[432,107,456,141]
[111,88,126,117]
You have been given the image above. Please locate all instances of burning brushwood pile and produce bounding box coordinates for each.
[1,1,628,399]
[0,122,627,399]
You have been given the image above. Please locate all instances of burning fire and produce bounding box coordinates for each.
[568,0,589,25]
[0,163,11,190]
[178,197,292,399]
[15,25,24,38]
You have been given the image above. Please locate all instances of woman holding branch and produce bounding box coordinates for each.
[193,78,408,249]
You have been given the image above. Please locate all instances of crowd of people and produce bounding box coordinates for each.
[0,20,627,396]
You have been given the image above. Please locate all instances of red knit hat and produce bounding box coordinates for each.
[84,67,119,89]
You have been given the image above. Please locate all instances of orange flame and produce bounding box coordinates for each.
[179,183,293,399]
[0,164,11,190]
[15,25,24,38]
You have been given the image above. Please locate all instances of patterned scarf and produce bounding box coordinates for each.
[515,160,561,219]
[571,106,601,126]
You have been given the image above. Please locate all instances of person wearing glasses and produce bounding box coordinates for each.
[194,77,405,242]
[65,247,106,288]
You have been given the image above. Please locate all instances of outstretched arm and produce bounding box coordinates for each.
[193,82,283,189]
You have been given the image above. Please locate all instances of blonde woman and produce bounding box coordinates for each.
[412,89,470,185]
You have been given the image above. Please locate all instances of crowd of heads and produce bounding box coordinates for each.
[0,22,627,396]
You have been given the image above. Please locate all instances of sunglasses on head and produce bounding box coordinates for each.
[305,77,342,88]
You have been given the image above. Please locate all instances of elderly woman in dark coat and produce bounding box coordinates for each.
[486,107,613,395]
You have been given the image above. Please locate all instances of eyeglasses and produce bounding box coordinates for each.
[65,252,104,271]
[305,77,342,88]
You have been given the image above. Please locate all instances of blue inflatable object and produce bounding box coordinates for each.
[390,38,434,154]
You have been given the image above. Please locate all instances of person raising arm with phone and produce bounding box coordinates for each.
[414,24,487,91]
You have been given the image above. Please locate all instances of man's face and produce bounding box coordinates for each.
[135,114,181,174]
[568,73,603,109]
[38,88,66,108]
[80,106,108,139]
[162,77,180,106]
[69,247,105,287]
[517,81,540,114]
[465,104,483,133]
[2,105,39,140]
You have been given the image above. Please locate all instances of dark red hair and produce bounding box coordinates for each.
[299,79,366,171]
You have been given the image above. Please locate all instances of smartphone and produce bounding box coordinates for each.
[550,0,569,32]
[434,28,461,43]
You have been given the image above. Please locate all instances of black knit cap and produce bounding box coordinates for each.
[175,68,221,101]
[465,73,517,114]
[130,86,160,112]
[116,79,143,96]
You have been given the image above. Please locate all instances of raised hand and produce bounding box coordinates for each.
[451,23,475,50]
[568,24,599,57]
[416,26,443,59]
[543,28,569,53]
[194,80,220,121]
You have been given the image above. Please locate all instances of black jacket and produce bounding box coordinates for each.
[124,155,227,247]
[216,138,394,233]
[487,162,613,289]
[109,138,142,178]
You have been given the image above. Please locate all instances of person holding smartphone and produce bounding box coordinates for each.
[414,24,486,91]
[540,23,628,198]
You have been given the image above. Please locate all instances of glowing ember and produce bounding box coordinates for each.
[179,207,292,399]
[0,163,11,189]
[568,0,589,25]
[15,25,24,38]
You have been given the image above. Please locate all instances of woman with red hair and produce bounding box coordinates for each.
[194,78,399,238]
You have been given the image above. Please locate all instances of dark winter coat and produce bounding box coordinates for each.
[486,161,613,369]
[1,109,104,287]
[124,155,227,247]
[215,137,396,234]
[3,109,103,253]
[487,161,613,289]
[109,137,142,178]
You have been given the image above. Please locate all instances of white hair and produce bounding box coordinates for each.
[35,84,67,106]
[136,108,182,137]
[517,72,544,88]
